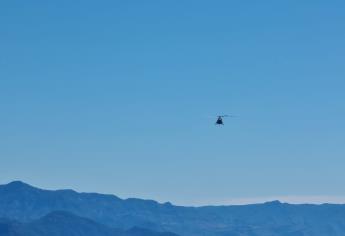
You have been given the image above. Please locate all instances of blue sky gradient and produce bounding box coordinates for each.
[1,0,345,205]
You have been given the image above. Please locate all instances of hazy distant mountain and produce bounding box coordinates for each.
[2,181,345,235]
[0,211,178,236]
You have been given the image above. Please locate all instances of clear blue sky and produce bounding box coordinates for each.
[1,0,345,206]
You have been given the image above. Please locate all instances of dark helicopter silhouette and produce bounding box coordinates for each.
[215,115,234,125]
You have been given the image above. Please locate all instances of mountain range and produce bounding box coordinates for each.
[1,181,345,235]
[0,211,178,236]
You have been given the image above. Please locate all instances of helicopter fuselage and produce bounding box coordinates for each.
[216,117,224,125]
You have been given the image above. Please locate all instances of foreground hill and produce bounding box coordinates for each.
[0,211,178,236]
[1,181,345,235]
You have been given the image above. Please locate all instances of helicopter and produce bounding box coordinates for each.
[215,115,234,125]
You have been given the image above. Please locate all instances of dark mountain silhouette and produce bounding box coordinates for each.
[0,211,179,236]
[2,181,345,235]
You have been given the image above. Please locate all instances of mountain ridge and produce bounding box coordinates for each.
[0,210,179,236]
[2,181,345,236]
[0,181,301,207]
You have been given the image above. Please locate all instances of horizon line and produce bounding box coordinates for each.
[2,180,345,207]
